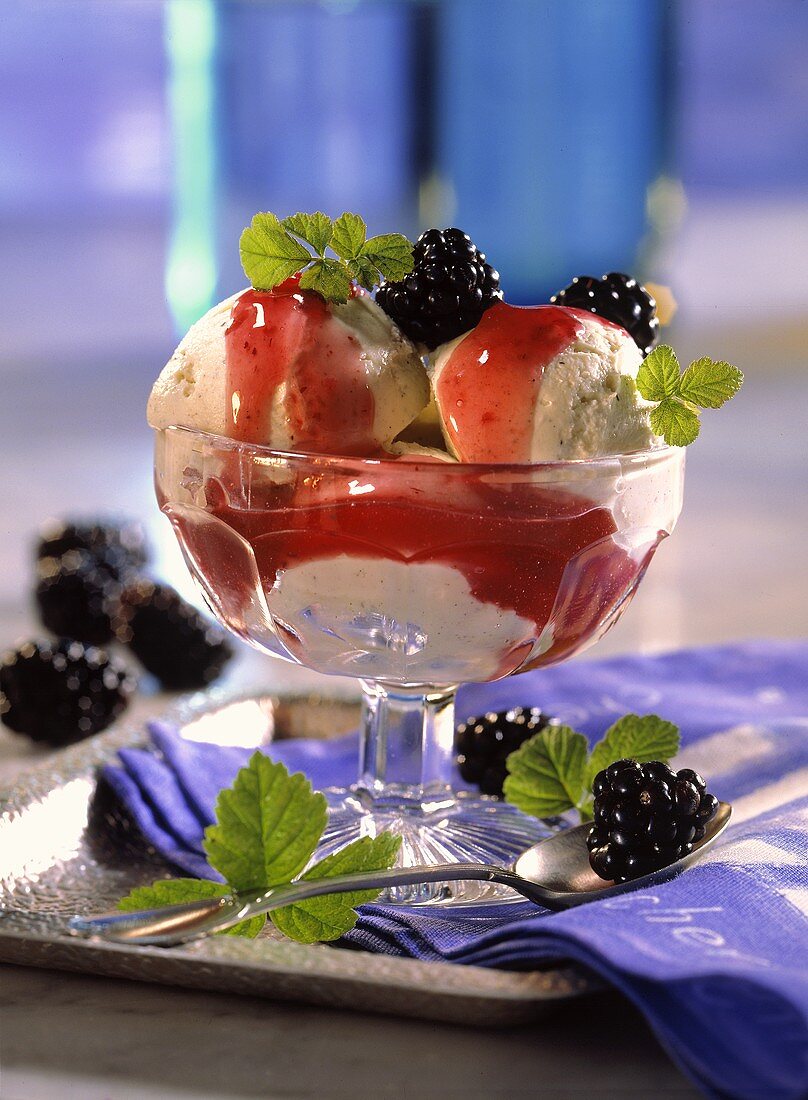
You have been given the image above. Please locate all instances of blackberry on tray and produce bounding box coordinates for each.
[117,579,233,690]
[36,517,149,581]
[455,707,551,797]
[35,549,121,645]
[375,227,502,350]
[587,758,719,883]
[551,272,659,357]
[0,639,134,747]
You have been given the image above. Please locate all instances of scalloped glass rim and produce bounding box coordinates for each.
[157,424,680,476]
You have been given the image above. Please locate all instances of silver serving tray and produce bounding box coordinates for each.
[0,691,595,1025]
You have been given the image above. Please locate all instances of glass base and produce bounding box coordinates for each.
[317,785,556,906]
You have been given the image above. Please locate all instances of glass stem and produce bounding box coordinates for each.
[357,681,457,796]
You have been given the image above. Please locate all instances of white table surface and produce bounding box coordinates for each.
[1,346,805,1098]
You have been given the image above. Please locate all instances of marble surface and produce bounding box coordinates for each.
[0,965,699,1099]
[0,345,805,1097]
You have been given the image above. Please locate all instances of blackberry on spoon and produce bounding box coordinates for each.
[588,758,719,883]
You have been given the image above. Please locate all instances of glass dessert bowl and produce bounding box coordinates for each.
[155,425,685,905]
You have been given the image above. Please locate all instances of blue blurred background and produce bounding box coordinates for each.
[0,0,806,662]
[2,0,807,366]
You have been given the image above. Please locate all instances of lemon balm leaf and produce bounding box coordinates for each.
[331,212,367,261]
[271,833,401,943]
[203,752,328,892]
[360,233,414,282]
[503,726,588,818]
[347,255,379,291]
[636,345,681,402]
[679,357,744,409]
[299,258,353,302]
[239,212,311,290]
[239,210,412,301]
[650,397,701,447]
[117,753,408,945]
[119,879,265,938]
[282,211,333,257]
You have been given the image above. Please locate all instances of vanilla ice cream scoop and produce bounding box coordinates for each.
[430,302,659,463]
[148,280,429,457]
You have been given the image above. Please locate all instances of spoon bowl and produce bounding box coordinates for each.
[514,799,732,905]
[71,801,731,947]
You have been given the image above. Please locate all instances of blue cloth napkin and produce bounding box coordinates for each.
[104,641,808,1100]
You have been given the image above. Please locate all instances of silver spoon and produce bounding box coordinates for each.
[71,801,731,947]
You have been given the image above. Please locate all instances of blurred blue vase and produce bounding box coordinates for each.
[167,0,671,327]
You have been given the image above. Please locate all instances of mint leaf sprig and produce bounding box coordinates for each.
[504,713,680,822]
[636,345,743,447]
[118,753,401,944]
[239,210,414,303]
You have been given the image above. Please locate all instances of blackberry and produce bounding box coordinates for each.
[36,517,149,581]
[117,580,233,690]
[551,272,660,357]
[375,227,502,350]
[35,550,121,645]
[0,639,134,747]
[455,707,552,797]
[587,758,719,884]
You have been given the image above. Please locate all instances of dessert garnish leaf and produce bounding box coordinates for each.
[650,399,701,447]
[239,209,414,302]
[331,211,367,261]
[299,258,353,302]
[678,356,744,409]
[270,833,402,943]
[347,255,381,292]
[636,345,743,447]
[360,234,416,282]
[282,211,333,256]
[503,725,588,818]
[203,752,328,891]
[239,212,312,290]
[635,344,681,401]
[504,713,681,823]
[118,878,266,938]
[117,752,400,944]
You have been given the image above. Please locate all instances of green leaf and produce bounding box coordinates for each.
[282,211,333,256]
[118,878,265,938]
[586,714,681,788]
[503,726,588,818]
[271,833,402,944]
[678,357,744,409]
[331,212,367,261]
[203,752,327,892]
[650,397,701,447]
[636,345,681,402]
[347,255,380,292]
[360,233,414,281]
[299,258,353,303]
[239,212,312,290]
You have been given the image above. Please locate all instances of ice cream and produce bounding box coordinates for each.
[151,216,684,687]
[148,278,430,457]
[429,302,658,463]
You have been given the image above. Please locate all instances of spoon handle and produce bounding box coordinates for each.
[72,863,530,947]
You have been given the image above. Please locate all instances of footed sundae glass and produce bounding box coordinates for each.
[155,426,684,905]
